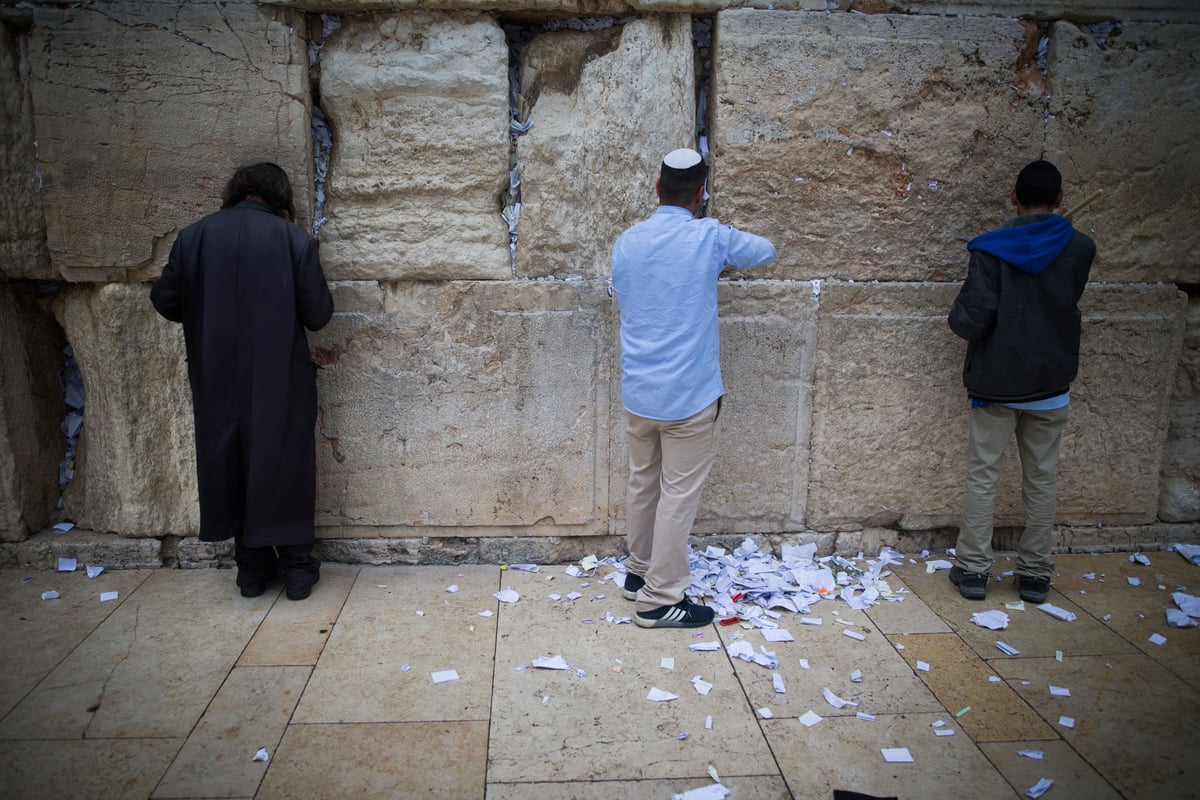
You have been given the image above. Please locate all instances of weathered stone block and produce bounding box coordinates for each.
[515,16,695,278]
[1159,292,1199,522]
[0,528,161,570]
[317,12,511,280]
[29,1,312,281]
[0,285,64,540]
[55,284,200,536]
[608,280,817,534]
[1046,21,1200,283]
[709,10,1044,281]
[889,2,1200,24]
[807,282,1187,531]
[310,280,611,534]
[0,15,49,280]
[267,1,830,14]
[314,536,480,565]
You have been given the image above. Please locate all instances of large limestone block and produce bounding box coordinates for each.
[1046,21,1200,283]
[55,284,199,536]
[29,1,312,281]
[0,15,48,280]
[709,10,1044,281]
[608,279,817,534]
[267,1,830,13]
[310,280,611,535]
[888,2,1200,24]
[1158,293,1198,522]
[317,13,511,280]
[515,16,695,278]
[807,282,1187,530]
[0,285,65,540]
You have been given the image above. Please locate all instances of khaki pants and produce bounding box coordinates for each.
[955,403,1069,580]
[624,399,720,612]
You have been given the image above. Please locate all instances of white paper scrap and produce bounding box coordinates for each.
[1026,778,1054,798]
[773,672,786,694]
[971,610,1010,630]
[1167,609,1197,628]
[1172,592,1200,618]
[532,655,570,670]
[52,521,75,533]
[692,676,713,696]
[757,707,774,719]
[925,560,954,573]
[690,641,721,651]
[882,747,914,763]
[1037,603,1076,622]
[647,687,679,702]
[856,712,876,722]
[1018,750,1045,760]
[1005,600,1026,611]
[800,617,823,626]
[564,565,582,578]
[823,687,857,709]
[548,593,562,601]
[1128,576,1141,586]
[57,557,77,572]
[916,661,930,672]
[996,641,1022,656]
[85,565,104,579]
[934,728,955,737]
[479,610,494,617]
[252,748,270,763]
[799,659,811,670]
[41,590,60,600]
[762,628,794,642]
[850,669,863,682]
[705,715,713,730]
[1058,716,1075,728]
[843,629,866,641]
[1131,552,1151,566]
[1049,685,1071,697]
[566,591,584,601]
[989,676,1002,683]
[672,783,730,800]
[580,555,599,572]
[99,591,118,602]
[493,589,520,603]
[1148,633,1167,646]
[798,710,823,727]
[431,670,459,684]
[661,657,675,670]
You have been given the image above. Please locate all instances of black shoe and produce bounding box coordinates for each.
[622,572,645,601]
[949,566,989,600]
[285,571,320,601]
[634,600,715,629]
[240,580,268,598]
[1018,575,1051,604]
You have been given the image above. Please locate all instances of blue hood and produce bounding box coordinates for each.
[966,215,1075,275]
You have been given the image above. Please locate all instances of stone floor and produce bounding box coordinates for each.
[1,550,1198,800]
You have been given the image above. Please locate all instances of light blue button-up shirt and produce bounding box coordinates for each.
[612,205,776,421]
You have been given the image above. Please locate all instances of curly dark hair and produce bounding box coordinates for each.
[221,160,296,221]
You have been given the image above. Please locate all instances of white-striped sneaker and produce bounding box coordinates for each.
[622,572,645,601]
[634,600,715,629]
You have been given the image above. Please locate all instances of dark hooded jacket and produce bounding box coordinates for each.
[948,213,1095,403]
[151,200,334,546]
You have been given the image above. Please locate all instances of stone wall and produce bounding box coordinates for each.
[0,0,1196,566]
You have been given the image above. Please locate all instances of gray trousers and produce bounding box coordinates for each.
[955,403,1069,580]
[624,399,720,612]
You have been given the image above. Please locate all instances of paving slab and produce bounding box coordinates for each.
[0,568,151,719]
[0,570,271,740]
[993,653,1200,800]
[486,776,791,799]
[257,721,489,799]
[889,633,1055,743]
[0,738,182,800]
[976,740,1124,800]
[487,566,778,784]
[292,565,498,723]
[764,712,1020,800]
[153,666,311,799]
[863,574,954,635]
[719,606,943,720]
[238,565,358,667]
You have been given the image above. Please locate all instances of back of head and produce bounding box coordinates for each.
[221,160,296,221]
[1014,160,1062,210]
[659,148,708,207]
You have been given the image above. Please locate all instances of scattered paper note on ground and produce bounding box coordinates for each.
[996,641,1021,656]
[252,748,270,763]
[647,687,679,702]
[532,655,570,670]
[971,609,1010,630]
[1038,603,1077,622]
[493,588,519,603]
[57,557,76,572]
[882,747,914,763]
[1026,778,1054,799]
[99,591,118,602]
[798,710,823,727]
[672,783,730,800]
[823,687,857,709]
[431,670,459,684]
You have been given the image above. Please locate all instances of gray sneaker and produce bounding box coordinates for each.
[949,566,989,600]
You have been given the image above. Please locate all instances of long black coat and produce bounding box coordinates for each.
[151,200,334,546]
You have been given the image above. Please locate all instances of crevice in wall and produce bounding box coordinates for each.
[307,13,341,238]
[693,16,713,217]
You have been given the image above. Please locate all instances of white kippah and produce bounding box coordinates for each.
[663,148,703,169]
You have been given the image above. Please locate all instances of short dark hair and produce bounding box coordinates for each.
[659,159,709,207]
[221,160,296,221]
[1014,160,1062,209]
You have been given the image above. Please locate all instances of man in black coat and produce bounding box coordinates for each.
[151,161,335,600]
[946,159,1095,604]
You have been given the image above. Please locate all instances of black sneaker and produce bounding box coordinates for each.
[1018,575,1051,604]
[634,600,715,629]
[622,572,645,601]
[285,571,320,601]
[949,566,989,600]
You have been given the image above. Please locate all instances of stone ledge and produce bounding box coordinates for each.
[0,529,161,570]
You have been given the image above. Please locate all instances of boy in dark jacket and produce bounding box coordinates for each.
[947,160,1096,603]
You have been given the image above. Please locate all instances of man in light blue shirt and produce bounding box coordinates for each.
[612,148,776,628]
